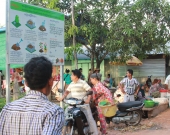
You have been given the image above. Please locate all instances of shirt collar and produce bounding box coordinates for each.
[72,79,81,84]
[26,90,48,100]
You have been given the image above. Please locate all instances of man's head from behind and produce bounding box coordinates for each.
[79,68,82,73]
[24,56,53,95]
[71,69,81,81]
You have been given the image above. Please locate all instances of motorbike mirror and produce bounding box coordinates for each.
[86,91,93,96]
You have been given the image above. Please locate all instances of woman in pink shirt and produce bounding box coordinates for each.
[90,73,114,135]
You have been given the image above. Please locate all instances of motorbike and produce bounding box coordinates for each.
[62,91,94,135]
[92,94,144,126]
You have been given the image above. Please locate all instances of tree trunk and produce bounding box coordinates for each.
[91,52,95,72]
[90,45,96,72]
[0,75,2,97]
[71,0,78,69]
[96,59,102,69]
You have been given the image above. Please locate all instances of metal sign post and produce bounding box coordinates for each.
[60,65,64,108]
[6,0,10,104]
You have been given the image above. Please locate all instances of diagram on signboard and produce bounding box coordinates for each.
[26,43,36,53]
[12,15,21,28]
[39,42,47,53]
[39,20,46,31]
[11,39,23,51]
[25,19,36,29]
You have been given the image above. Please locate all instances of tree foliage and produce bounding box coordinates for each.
[63,0,123,70]
[108,0,170,61]
[21,0,60,11]
[21,0,170,70]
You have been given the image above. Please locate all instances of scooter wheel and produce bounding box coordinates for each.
[125,110,142,126]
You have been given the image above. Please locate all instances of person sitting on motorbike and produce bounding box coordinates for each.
[90,73,114,135]
[56,69,98,135]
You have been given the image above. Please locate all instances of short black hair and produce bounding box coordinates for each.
[108,74,110,77]
[79,68,82,71]
[127,69,133,75]
[24,56,52,90]
[65,69,70,73]
[72,69,81,78]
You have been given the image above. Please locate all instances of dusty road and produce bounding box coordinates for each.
[107,108,170,135]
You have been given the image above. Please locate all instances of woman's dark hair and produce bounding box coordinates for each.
[72,69,81,78]
[108,74,110,77]
[24,56,52,90]
[65,69,70,73]
[146,77,152,88]
[127,69,133,75]
[152,79,158,85]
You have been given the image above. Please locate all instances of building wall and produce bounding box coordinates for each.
[105,59,166,86]
[70,60,105,81]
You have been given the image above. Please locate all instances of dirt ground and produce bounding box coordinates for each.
[107,108,170,135]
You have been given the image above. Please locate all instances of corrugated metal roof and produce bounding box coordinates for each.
[117,59,165,77]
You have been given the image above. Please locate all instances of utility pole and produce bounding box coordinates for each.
[71,0,78,69]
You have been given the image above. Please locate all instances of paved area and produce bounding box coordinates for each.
[107,108,170,135]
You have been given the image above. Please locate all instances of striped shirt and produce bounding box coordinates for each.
[120,77,139,95]
[67,79,91,99]
[0,90,64,135]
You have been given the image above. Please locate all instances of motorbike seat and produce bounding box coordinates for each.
[117,101,143,111]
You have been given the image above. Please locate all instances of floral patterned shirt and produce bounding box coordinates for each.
[53,74,60,81]
[149,83,160,96]
[92,82,114,105]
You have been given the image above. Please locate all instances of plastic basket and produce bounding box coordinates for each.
[98,100,117,117]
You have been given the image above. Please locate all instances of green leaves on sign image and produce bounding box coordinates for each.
[15,15,20,24]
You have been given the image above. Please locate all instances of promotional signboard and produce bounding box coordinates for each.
[8,0,64,65]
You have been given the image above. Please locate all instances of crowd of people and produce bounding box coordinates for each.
[0,56,115,135]
[114,71,165,103]
[1,56,170,135]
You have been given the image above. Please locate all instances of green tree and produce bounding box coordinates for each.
[21,0,60,11]
[64,0,123,71]
[108,0,170,61]
[22,0,170,70]
[64,0,170,70]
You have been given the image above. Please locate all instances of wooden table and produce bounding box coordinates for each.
[142,103,169,118]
